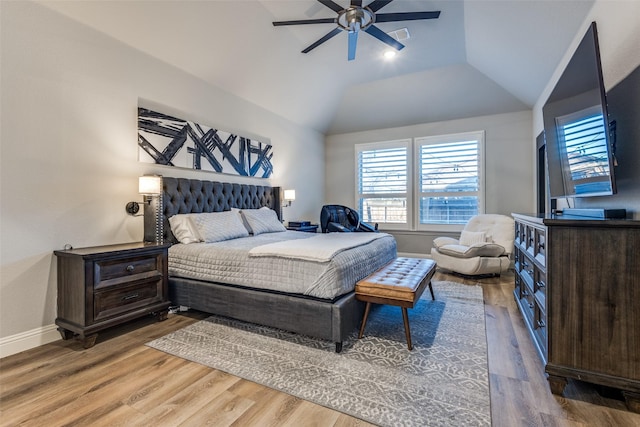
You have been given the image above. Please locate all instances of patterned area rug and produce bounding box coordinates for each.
[147,281,490,426]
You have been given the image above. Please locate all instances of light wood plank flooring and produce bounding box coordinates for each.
[2,271,640,426]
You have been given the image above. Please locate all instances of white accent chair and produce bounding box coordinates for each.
[430,214,515,276]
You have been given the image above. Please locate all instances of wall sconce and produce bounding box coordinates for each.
[126,175,162,216]
[283,189,296,207]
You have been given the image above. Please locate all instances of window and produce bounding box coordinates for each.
[355,140,411,230]
[355,132,484,231]
[416,132,484,230]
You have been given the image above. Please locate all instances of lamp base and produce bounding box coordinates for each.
[125,201,140,215]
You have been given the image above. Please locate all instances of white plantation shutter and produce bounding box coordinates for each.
[416,132,484,228]
[355,140,410,229]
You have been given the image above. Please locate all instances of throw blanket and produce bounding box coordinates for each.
[249,232,389,262]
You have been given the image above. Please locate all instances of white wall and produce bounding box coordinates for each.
[0,1,324,354]
[325,110,533,255]
[532,0,640,217]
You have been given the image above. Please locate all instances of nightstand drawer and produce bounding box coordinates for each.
[94,280,163,321]
[96,254,161,285]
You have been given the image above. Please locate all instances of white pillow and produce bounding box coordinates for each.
[437,243,506,259]
[168,214,202,244]
[459,230,486,246]
[190,211,249,243]
[240,207,286,235]
[231,207,253,233]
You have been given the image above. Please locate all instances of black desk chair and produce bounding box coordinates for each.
[320,205,378,233]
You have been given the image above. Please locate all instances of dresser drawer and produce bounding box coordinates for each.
[95,254,162,289]
[520,284,535,325]
[534,229,546,267]
[94,280,163,321]
[533,303,547,355]
[520,252,535,281]
[534,269,547,302]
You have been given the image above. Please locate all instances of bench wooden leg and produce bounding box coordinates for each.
[402,307,413,350]
[358,302,372,339]
[428,281,435,300]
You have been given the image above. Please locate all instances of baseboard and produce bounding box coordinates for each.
[0,324,60,358]
[397,252,432,259]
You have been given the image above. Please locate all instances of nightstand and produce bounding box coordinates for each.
[286,224,318,233]
[54,242,171,348]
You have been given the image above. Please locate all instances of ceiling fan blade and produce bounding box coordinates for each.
[366,0,393,13]
[348,30,358,61]
[375,11,441,22]
[273,18,337,26]
[351,0,363,6]
[302,27,343,53]
[318,0,345,13]
[364,25,405,50]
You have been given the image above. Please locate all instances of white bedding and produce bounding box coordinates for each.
[248,232,388,262]
[169,231,397,299]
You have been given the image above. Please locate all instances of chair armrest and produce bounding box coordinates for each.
[433,236,459,249]
[327,222,352,232]
[357,222,378,232]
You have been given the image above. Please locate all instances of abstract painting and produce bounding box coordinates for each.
[138,107,273,178]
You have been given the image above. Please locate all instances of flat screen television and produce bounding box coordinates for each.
[543,21,617,199]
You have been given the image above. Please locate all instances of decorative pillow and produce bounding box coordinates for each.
[459,230,487,246]
[433,236,459,249]
[437,243,506,259]
[240,207,286,235]
[232,207,256,234]
[190,211,249,243]
[168,214,202,244]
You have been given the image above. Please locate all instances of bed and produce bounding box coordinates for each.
[154,177,397,352]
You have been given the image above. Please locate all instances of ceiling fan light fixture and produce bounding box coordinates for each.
[340,7,373,31]
[383,49,397,60]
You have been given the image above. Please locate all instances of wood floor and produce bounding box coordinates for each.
[2,271,640,426]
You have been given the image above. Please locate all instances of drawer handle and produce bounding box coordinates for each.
[527,269,534,276]
[522,289,529,296]
[537,319,546,328]
[122,293,139,301]
[126,265,135,273]
[537,280,546,288]
[528,303,534,309]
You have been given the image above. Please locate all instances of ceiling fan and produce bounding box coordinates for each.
[272,0,440,61]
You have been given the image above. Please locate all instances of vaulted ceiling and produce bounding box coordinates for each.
[39,0,595,135]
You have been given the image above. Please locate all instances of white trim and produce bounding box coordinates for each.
[0,324,60,358]
[397,251,432,259]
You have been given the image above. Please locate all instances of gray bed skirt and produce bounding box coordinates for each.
[169,277,365,352]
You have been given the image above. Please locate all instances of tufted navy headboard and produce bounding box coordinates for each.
[144,177,281,244]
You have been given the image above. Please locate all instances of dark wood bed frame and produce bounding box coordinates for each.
[149,177,365,352]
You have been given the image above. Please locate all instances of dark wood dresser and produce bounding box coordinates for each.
[512,213,640,412]
[54,242,171,348]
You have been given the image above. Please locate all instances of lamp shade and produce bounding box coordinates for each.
[138,175,162,195]
[284,189,296,201]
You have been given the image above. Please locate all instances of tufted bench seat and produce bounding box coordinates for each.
[355,257,436,350]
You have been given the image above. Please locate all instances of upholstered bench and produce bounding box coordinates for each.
[355,257,436,350]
